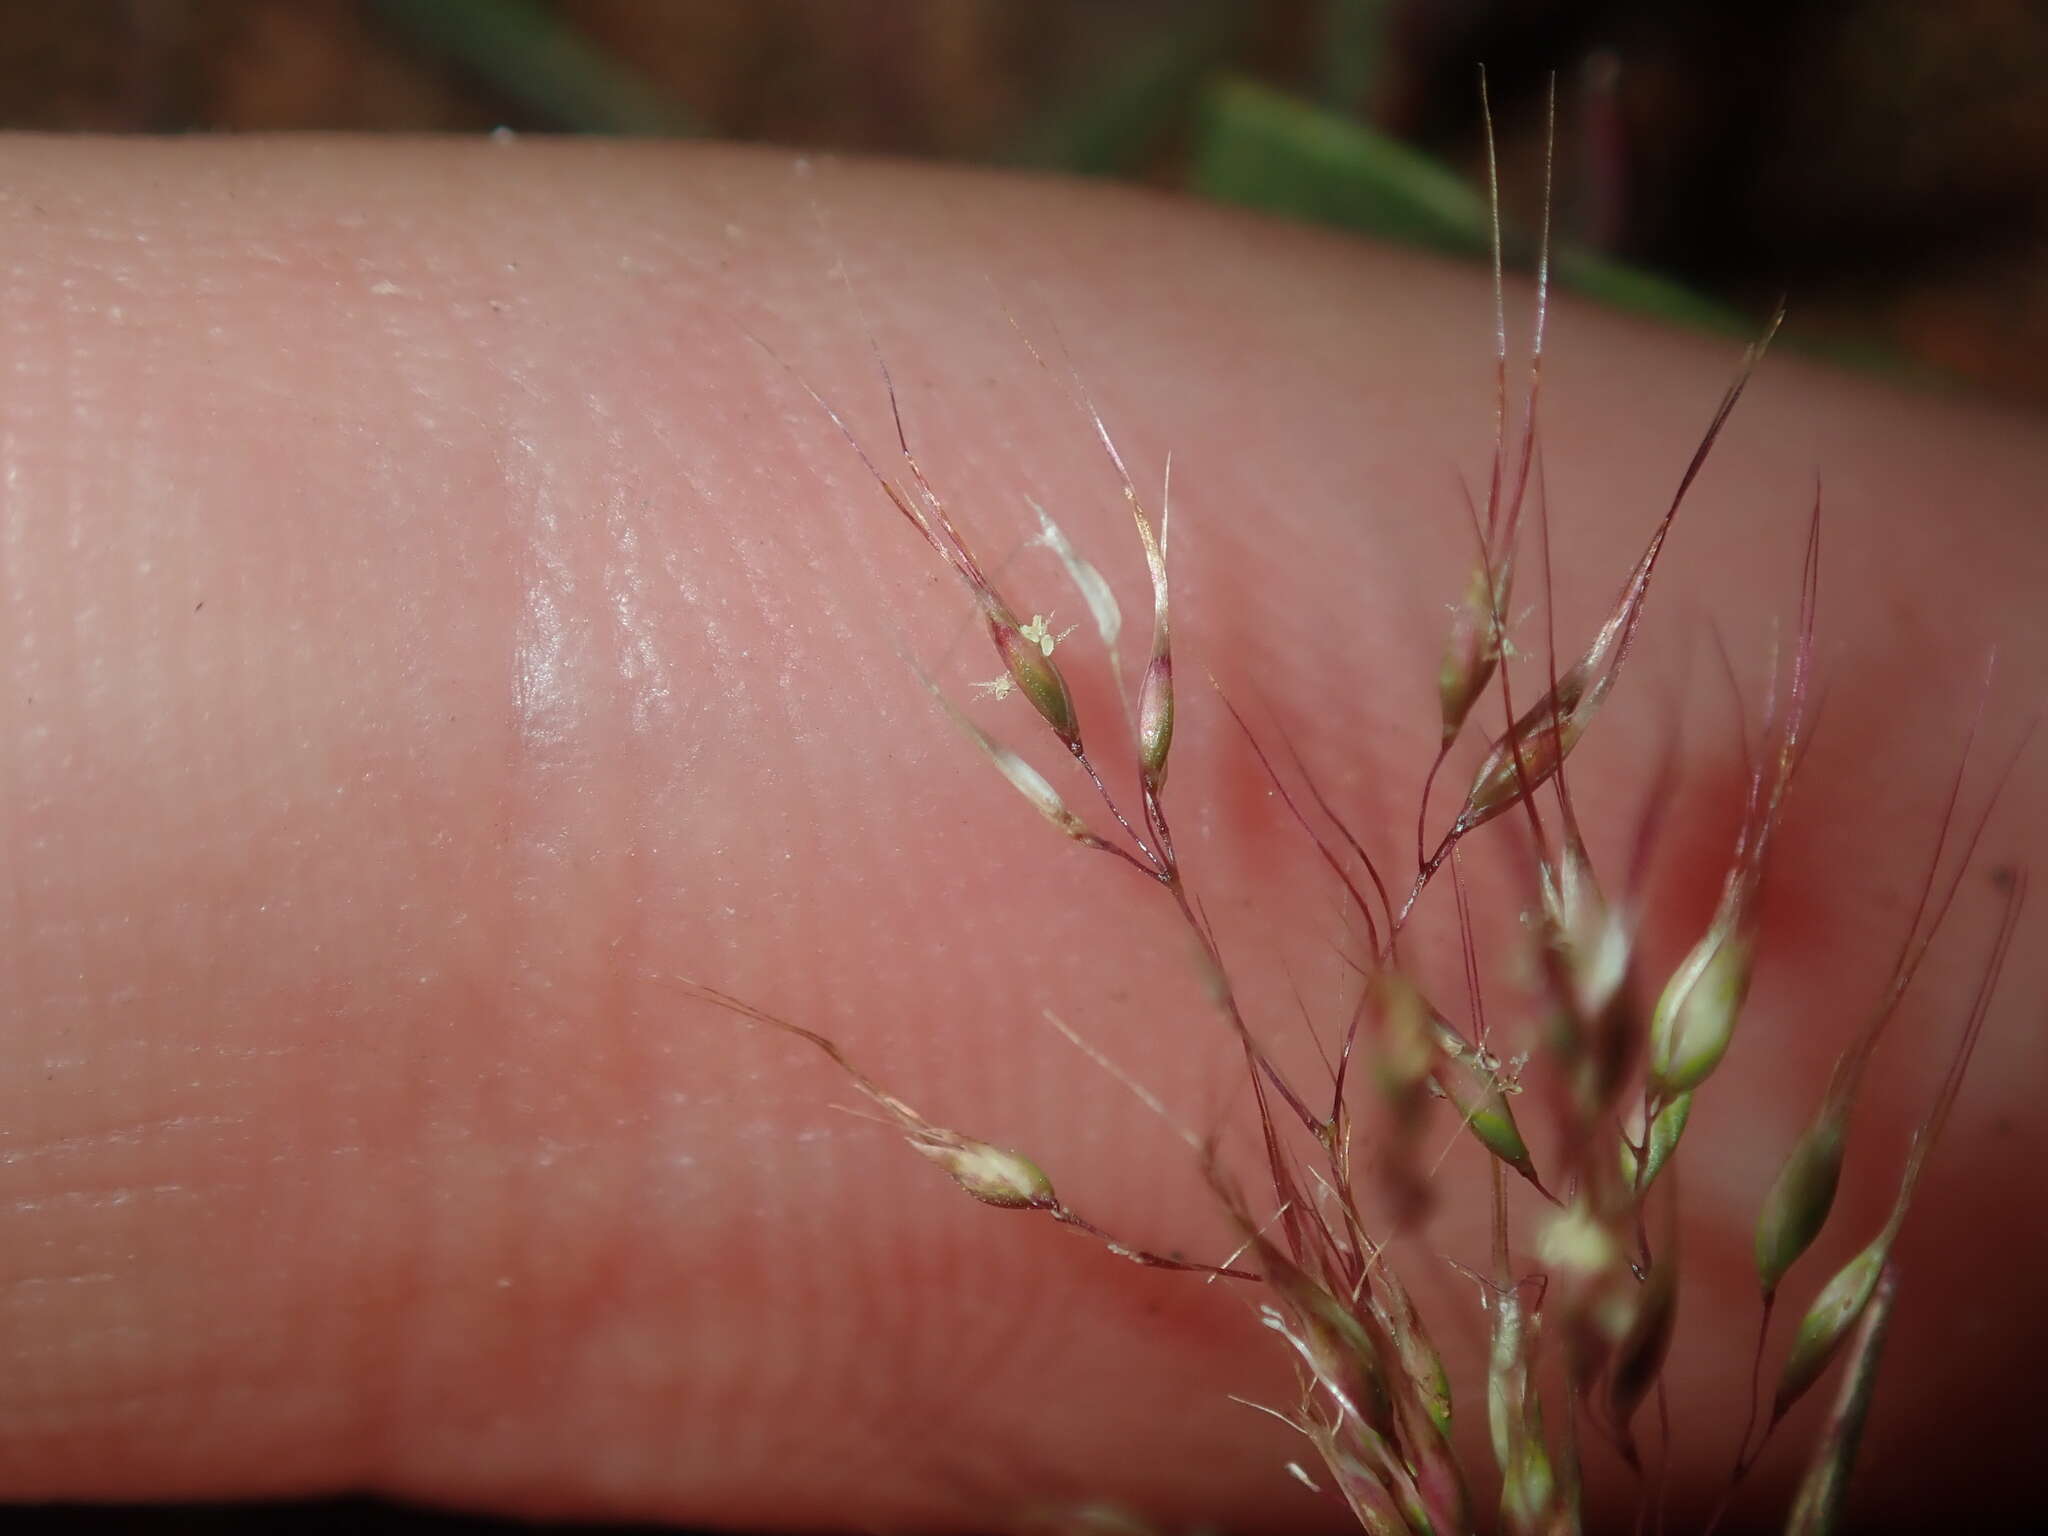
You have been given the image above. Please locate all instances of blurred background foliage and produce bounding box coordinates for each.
[0,0,2045,404]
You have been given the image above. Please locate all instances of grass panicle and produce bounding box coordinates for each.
[687,138,2028,1535]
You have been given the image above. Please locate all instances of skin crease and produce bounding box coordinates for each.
[0,136,2043,1534]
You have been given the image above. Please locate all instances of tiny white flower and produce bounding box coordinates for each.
[1018,612,1078,657]
[971,675,1017,702]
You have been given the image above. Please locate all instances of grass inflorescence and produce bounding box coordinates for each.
[684,122,2028,1536]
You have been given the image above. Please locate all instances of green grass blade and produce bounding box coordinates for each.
[1193,76,1492,255]
[370,0,696,135]
[1192,77,1753,335]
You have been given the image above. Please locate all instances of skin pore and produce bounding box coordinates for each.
[0,137,2043,1532]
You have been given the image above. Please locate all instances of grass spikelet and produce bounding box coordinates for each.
[1755,677,2022,1300]
[1008,305,1180,829]
[1753,1108,1848,1300]
[1485,1279,1560,1535]
[1364,1276,1471,1533]
[1453,661,1589,837]
[1771,1230,1892,1426]
[909,1130,1058,1208]
[1439,564,1509,752]
[746,316,1092,754]
[1607,1238,1679,1468]
[1226,1164,1469,1536]
[1435,78,1549,752]
[1031,498,1124,661]
[1305,1426,1413,1536]
[1539,835,1636,1110]
[661,980,1058,1210]
[983,593,1085,750]
[1133,465,1174,797]
[1648,502,1820,1102]
[1444,312,1782,849]
[1252,1273,1415,1521]
[1428,1019,1546,1195]
[1782,1262,1899,1536]
[1534,1201,1628,1407]
[914,664,1106,849]
[1373,1267,1454,1439]
[1364,970,1439,1224]
[1535,1201,1624,1282]
[668,978,1254,1277]
[1645,925,1754,1096]
[1770,864,2026,1429]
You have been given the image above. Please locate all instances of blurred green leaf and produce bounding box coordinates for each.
[1192,77,1753,335]
[371,0,695,136]
[1194,76,1492,255]
[1550,247,1753,335]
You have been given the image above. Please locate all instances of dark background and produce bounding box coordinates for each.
[5,2,2044,1532]
[2,0,2046,407]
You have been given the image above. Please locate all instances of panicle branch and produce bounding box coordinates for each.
[664,977,1257,1280]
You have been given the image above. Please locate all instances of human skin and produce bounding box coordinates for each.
[0,136,2042,1534]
